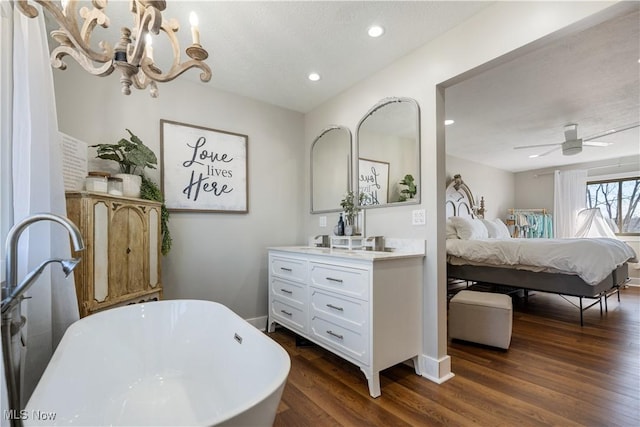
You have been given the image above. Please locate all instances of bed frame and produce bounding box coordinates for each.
[445,174,628,326]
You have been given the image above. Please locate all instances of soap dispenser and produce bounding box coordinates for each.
[337,213,345,236]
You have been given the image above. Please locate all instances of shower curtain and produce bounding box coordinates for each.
[2,3,79,406]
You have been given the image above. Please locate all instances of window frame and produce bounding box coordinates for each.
[586,176,640,236]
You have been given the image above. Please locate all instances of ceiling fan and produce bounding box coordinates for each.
[514,122,639,158]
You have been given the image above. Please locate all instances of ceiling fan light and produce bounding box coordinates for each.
[562,139,582,156]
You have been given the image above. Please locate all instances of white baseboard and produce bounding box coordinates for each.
[246,315,268,331]
[626,277,639,287]
[419,354,455,384]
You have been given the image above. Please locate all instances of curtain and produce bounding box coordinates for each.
[9,4,78,404]
[553,169,587,238]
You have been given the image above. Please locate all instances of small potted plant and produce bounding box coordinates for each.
[340,191,364,236]
[91,129,157,198]
[398,174,417,202]
[91,129,171,255]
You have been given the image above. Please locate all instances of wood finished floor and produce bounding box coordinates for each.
[269,286,640,426]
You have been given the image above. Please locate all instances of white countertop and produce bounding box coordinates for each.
[268,246,424,261]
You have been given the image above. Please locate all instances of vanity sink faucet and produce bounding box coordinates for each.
[314,234,330,248]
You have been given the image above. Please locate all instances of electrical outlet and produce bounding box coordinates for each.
[412,209,425,225]
[319,216,327,227]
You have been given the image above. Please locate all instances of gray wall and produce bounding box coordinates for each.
[54,65,304,321]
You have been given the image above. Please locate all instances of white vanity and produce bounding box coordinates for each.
[267,245,424,397]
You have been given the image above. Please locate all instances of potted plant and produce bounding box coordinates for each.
[340,191,364,235]
[91,129,157,198]
[91,129,172,255]
[398,174,417,202]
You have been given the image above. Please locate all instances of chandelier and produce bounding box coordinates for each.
[16,0,212,97]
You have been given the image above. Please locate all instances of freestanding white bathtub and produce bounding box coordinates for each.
[25,300,290,426]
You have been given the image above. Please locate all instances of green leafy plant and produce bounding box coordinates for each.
[91,129,157,175]
[92,129,171,255]
[140,175,172,256]
[340,191,364,226]
[399,174,417,202]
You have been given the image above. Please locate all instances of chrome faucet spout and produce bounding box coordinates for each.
[4,213,84,301]
[313,234,329,248]
[1,258,80,316]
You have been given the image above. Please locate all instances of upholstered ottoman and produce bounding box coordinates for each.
[449,290,513,349]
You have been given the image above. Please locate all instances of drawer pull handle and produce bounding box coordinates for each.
[326,330,344,340]
[280,309,293,316]
[326,277,343,283]
[280,289,293,294]
[280,267,293,272]
[326,303,344,311]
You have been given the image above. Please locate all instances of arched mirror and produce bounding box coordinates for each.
[311,126,352,213]
[356,97,420,207]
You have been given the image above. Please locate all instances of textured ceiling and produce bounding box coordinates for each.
[445,5,640,173]
[186,1,492,113]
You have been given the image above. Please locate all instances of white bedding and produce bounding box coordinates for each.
[446,238,638,286]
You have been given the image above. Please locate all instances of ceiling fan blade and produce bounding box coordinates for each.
[583,141,612,147]
[564,123,578,141]
[529,146,562,158]
[514,142,561,150]
[583,122,640,141]
[537,146,562,157]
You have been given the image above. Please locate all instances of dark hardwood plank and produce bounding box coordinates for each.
[270,286,640,426]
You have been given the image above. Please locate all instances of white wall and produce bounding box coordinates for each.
[53,65,304,321]
[303,1,619,381]
[446,156,515,221]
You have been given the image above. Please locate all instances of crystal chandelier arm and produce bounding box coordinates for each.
[18,0,113,64]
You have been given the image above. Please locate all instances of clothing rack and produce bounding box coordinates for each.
[507,208,553,238]
[508,208,548,214]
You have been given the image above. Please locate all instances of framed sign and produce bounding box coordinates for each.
[358,158,389,205]
[160,119,248,213]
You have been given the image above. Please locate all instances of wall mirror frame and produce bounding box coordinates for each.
[356,97,421,208]
[310,125,352,213]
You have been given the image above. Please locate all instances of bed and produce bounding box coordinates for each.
[445,175,637,325]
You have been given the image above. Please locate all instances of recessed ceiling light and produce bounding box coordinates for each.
[368,25,384,38]
[528,154,540,159]
[308,72,320,82]
[444,119,455,126]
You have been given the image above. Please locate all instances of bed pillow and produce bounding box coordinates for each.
[482,218,512,239]
[492,218,512,238]
[450,216,489,240]
[446,219,459,239]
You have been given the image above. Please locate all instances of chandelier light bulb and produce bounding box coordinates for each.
[189,12,200,45]
[145,34,153,60]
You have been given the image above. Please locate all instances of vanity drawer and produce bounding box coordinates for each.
[310,263,369,300]
[271,298,306,333]
[270,256,307,283]
[310,288,367,328]
[310,315,368,365]
[271,277,306,305]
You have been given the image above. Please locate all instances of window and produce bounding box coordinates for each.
[586,177,640,235]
